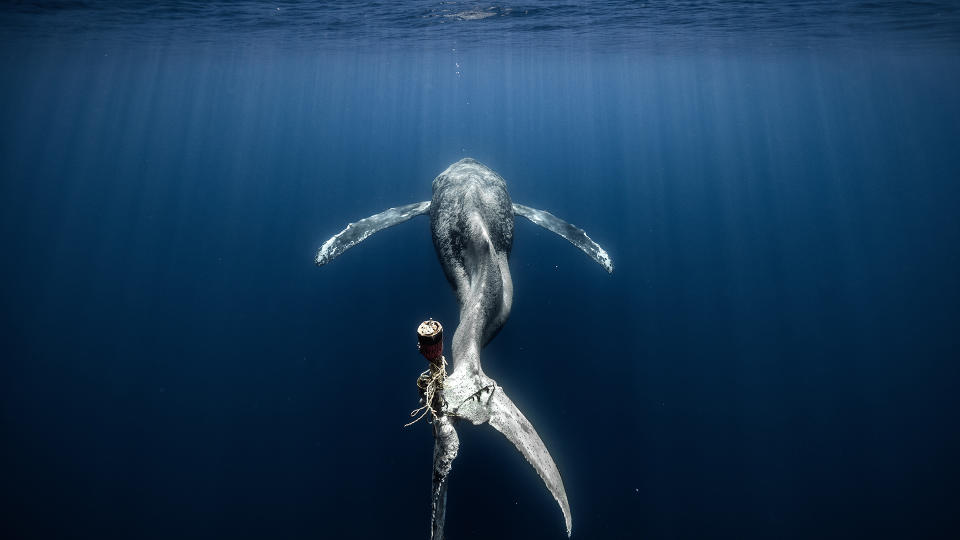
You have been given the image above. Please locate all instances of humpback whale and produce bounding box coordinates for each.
[316,158,612,537]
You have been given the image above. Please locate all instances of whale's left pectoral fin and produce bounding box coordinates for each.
[316,201,431,265]
[513,203,613,273]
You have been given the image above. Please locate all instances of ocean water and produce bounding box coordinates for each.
[2,2,959,539]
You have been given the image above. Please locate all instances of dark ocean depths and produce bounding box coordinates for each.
[2,2,959,539]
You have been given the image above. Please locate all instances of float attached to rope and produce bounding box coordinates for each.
[417,319,444,363]
[407,320,448,428]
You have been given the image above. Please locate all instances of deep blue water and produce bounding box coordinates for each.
[2,2,960,539]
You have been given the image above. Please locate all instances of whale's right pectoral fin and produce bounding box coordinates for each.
[513,203,613,273]
[315,201,431,265]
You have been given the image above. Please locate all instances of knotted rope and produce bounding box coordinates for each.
[405,356,447,427]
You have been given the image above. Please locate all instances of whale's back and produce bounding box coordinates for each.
[430,158,514,289]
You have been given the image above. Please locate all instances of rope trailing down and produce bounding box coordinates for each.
[406,320,448,427]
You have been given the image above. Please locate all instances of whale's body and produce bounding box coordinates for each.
[430,159,514,393]
[316,158,612,538]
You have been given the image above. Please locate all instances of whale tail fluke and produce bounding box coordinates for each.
[513,203,613,273]
[315,201,431,265]
[487,384,573,537]
[430,415,459,540]
[443,374,573,537]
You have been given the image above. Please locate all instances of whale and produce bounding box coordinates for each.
[316,158,612,538]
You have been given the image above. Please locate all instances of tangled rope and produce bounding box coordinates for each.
[405,356,447,427]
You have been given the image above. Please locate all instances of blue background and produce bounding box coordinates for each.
[1,2,959,539]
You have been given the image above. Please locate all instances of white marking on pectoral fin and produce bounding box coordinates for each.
[513,203,614,273]
[315,201,431,265]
